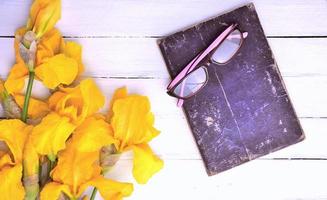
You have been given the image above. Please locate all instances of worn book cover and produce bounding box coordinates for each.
[158,3,305,176]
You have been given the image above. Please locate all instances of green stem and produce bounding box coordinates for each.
[90,188,97,200]
[21,70,35,122]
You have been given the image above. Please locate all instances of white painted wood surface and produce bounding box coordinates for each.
[1,0,327,199]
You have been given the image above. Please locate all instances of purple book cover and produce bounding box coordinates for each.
[158,3,305,175]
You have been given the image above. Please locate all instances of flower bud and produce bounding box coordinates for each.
[16,31,37,70]
[0,79,22,119]
[100,144,121,174]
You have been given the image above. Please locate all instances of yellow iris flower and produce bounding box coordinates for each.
[31,79,105,158]
[40,138,133,200]
[107,87,164,184]
[5,28,83,94]
[0,119,33,200]
[26,0,61,39]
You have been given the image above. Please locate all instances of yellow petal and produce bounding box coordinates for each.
[132,144,163,184]
[40,182,72,200]
[48,79,105,124]
[23,137,39,177]
[27,0,61,38]
[52,139,101,196]
[111,95,160,150]
[0,79,4,94]
[31,112,76,156]
[4,62,28,94]
[73,116,117,152]
[83,176,133,200]
[0,153,13,169]
[0,120,31,163]
[35,54,78,89]
[23,136,40,200]
[14,94,50,119]
[107,87,127,121]
[76,79,105,118]
[48,91,65,108]
[62,41,84,75]
[0,164,25,200]
[36,28,64,65]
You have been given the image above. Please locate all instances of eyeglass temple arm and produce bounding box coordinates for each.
[167,52,201,90]
[232,32,248,39]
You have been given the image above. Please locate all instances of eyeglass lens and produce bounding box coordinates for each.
[211,29,242,64]
[172,66,207,98]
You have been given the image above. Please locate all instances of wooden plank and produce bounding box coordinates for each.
[12,78,324,160]
[89,159,327,200]
[1,38,327,79]
[1,0,327,37]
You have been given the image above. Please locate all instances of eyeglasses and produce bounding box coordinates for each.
[166,24,248,107]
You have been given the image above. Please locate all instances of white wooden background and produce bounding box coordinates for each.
[1,0,327,199]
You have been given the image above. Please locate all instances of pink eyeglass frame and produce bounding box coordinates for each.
[166,24,248,107]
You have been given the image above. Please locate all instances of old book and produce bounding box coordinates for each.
[158,3,305,176]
